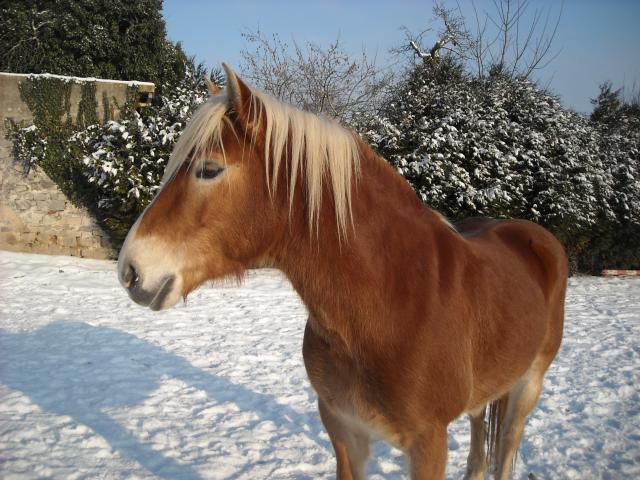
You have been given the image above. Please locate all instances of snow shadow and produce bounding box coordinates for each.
[0,321,329,479]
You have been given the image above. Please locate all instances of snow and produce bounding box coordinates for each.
[0,72,155,87]
[1,250,638,479]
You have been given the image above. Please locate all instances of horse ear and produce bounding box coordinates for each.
[206,77,221,95]
[222,63,253,117]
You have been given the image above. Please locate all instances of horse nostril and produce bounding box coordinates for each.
[122,263,140,289]
[129,265,140,288]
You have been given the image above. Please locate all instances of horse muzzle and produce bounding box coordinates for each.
[119,261,177,311]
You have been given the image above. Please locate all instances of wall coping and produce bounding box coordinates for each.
[0,72,155,90]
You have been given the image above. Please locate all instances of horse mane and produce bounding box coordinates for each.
[163,87,361,238]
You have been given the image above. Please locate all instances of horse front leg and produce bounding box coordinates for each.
[303,321,370,479]
[318,398,370,480]
[407,422,448,480]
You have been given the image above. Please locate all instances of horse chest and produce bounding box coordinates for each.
[301,320,406,445]
[302,319,363,405]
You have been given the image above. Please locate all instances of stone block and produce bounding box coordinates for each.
[50,192,67,201]
[43,212,62,223]
[22,210,39,220]
[0,232,18,245]
[20,232,36,243]
[77,235,95,248]
[33,177,56,190]
[59,234,79,247]
[65,216,83,226]
[47,200,66,212]
[0,204,25,231]
[14,199,30,210]
[1,175,15,186]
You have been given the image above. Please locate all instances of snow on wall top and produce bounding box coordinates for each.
[0,72,155,89]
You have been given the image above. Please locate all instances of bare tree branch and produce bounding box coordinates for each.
[397,2,474,66]
[397,0,563,80]
[239,28,394,123]
[472,0,564,79]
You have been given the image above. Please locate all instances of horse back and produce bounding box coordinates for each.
[456,217,568,302]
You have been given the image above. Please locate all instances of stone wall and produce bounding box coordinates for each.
[0,147,113,258]
[0,72,155,259]
[0,72,155,124]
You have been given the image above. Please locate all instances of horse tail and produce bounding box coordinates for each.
[485,394,509,473]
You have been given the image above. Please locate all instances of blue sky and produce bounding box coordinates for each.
[162,0,640,114]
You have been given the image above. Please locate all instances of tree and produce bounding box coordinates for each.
[591,81,640,133]
[585,82,640,271]
[239,29,394,123]
[591,82,625,129]
[0,0,187,94]
[399,0,562,80]
[394,2,474,67]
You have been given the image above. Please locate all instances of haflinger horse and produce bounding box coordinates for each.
[117,64,567,479]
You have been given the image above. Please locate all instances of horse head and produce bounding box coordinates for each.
[117,64,360,310]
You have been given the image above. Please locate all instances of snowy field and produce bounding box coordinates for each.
[1,250,638,479]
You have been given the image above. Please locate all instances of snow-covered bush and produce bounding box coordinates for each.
[364,61,639,271]
[70,116,172,212]
[581,103,640,271]
[5,124,46,175]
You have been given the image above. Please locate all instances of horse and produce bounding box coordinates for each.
[117,64,567,479]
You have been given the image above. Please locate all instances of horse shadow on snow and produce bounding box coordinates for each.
[0,320,334,479]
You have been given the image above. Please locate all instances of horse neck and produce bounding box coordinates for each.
[271,143,462,351]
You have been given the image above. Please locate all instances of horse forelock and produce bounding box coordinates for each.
[161,86,361,238]
[162,93,229,184]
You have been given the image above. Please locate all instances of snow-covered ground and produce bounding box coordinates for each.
[0,250,638,479]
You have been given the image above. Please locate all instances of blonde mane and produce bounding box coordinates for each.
[163,87,361,238]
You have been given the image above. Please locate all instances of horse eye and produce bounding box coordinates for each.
[196,163,224,180]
